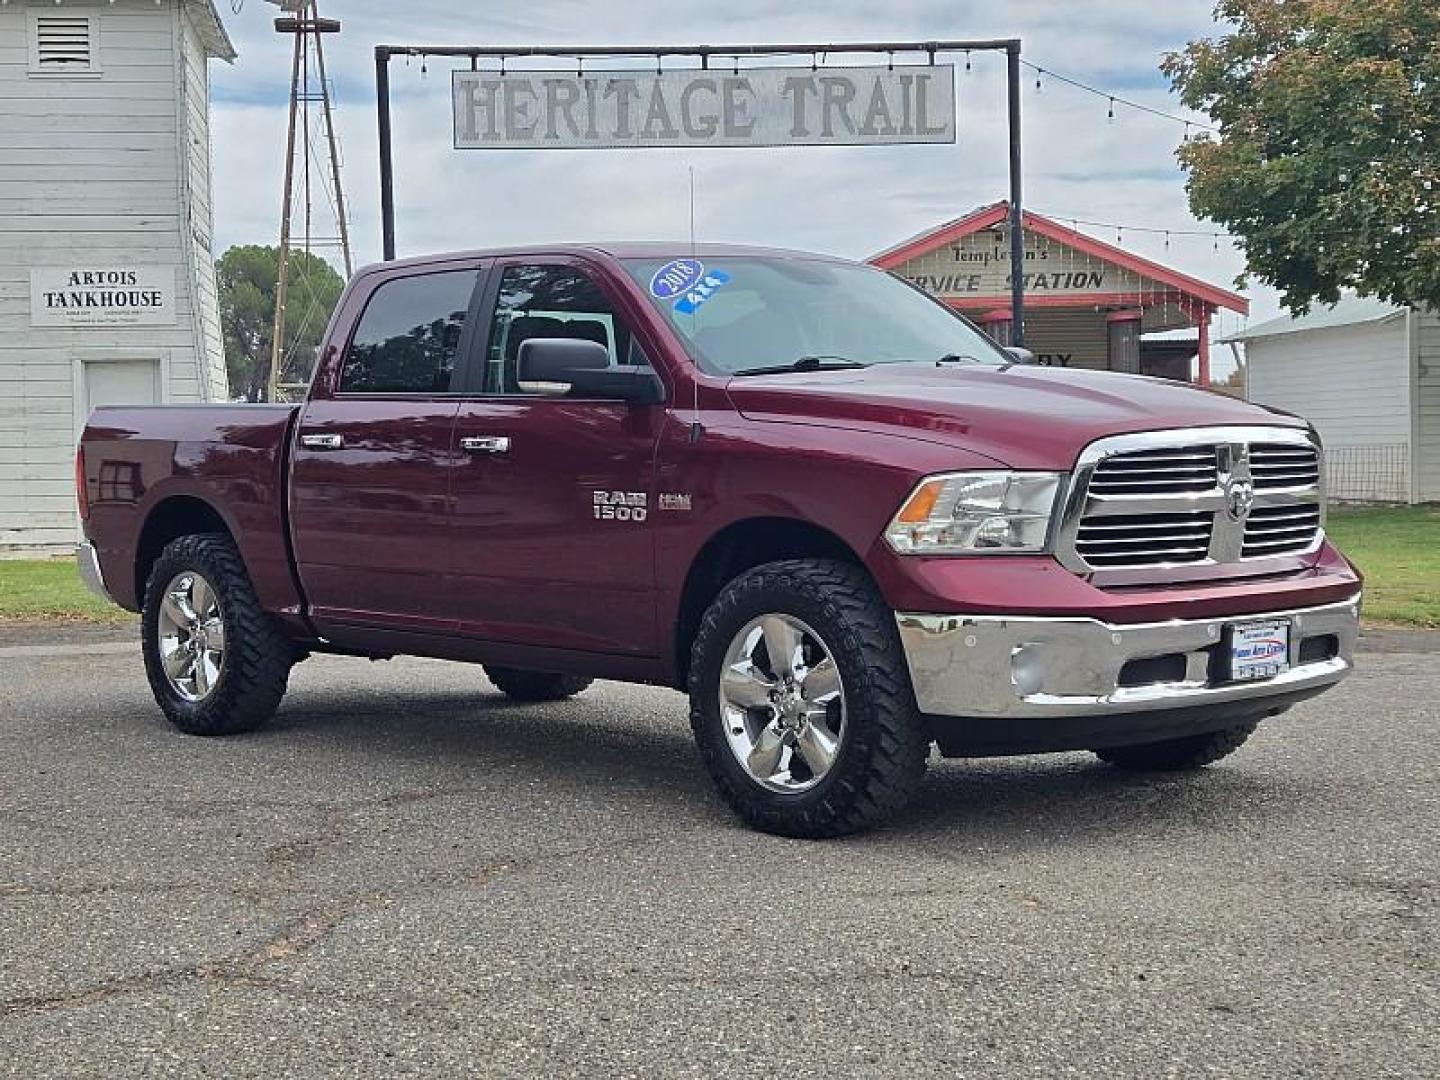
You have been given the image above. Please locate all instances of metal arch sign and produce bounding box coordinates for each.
[452,64,956,149]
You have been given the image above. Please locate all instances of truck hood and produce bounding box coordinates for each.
[726,362,1304,470]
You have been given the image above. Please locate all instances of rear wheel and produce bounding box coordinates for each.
[484,666,593,702]
[141,533,295,735]
[688,559,929,838]
[1093,719,1260,770]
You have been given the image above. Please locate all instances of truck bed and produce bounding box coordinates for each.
[81,404,303,617]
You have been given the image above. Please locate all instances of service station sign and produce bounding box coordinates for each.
[453,64,956,149]
[30,267,178,328]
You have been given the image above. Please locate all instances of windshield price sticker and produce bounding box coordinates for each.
[673,269,731,315]
[650,259,707,299]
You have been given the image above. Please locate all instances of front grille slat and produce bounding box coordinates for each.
[1242,502,1321,556]
[1250,443,1320,489]
[1075,509,1213,566]
[1070,434,1322,571]
[1088,446,1218,496]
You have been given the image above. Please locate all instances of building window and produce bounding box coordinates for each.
[29,12,101,77]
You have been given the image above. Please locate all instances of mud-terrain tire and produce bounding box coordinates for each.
[484,666,594,701]
[689,559,929,838]
[141,533,296,736]
[1093,719,1260,770]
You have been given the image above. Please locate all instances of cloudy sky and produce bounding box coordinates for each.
[209,0,1271,347]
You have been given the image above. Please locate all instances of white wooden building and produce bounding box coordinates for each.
[1225,298,1440,504]
[0,0,233,554]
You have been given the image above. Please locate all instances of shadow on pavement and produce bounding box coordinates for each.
[252,679,1315,847]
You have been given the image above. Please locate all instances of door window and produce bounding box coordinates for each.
[340,269,480,393]
[484,265,641,394]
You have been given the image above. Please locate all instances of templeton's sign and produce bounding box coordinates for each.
[453,64,956,149]
[30,267,177,328]
[897,231,1141,299]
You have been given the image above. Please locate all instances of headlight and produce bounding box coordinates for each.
[884,471,1064,554]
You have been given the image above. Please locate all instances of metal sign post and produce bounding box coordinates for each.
[373,39,1027,346]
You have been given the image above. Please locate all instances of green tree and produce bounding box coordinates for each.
[217,245,345,400]
[1163,0,1440,313]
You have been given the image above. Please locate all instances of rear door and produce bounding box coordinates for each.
[446,258,667,654]
[289,260,487,632]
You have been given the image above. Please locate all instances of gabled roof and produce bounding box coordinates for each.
[1219,295,1406,343]
[870,201,1248,315]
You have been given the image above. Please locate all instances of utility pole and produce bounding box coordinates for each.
[267,1,349,403]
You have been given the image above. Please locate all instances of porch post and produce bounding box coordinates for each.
[1197,306,1212,386]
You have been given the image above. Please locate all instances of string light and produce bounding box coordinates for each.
[1037,210,1233,245]
[1018,58,1218,134]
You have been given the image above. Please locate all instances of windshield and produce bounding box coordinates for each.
[621,256,1010,376]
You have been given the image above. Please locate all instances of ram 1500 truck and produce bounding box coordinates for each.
[77,244,1361,837]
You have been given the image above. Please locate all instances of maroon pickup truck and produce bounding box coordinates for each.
[77,243,1361,836]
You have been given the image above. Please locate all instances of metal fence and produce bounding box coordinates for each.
[1326,443,1411,504]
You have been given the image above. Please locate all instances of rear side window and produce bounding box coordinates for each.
[340,269,480,393]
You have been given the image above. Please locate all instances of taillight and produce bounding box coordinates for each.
[75,445,89,521]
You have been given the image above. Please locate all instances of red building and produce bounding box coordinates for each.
[870,202,1248,384]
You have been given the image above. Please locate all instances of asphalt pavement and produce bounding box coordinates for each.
[1,623,1436,1078]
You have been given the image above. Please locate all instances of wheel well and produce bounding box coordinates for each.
[673,517,866,688]
[134,496,232,605]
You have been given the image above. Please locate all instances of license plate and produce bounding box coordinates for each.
[1228,620,1291,681]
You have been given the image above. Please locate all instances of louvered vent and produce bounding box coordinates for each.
[35,16,94,70]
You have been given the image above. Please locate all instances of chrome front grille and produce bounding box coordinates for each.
[1058,427,1324,576]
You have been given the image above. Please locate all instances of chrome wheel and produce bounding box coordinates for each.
[156,571,225,703]
[718,613,846,794]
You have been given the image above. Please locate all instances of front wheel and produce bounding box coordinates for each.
[141,533,295,736]
[688,559,929,838]
[1093,719,1260,770]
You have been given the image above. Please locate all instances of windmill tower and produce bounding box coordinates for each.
[266,0,353,401]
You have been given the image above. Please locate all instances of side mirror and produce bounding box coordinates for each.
[516,338,664,404]
[1004,346,1037,365]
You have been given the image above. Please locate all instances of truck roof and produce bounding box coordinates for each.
[359,242,853,276]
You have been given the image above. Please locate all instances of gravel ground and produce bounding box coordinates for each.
[0,626,1436,1078]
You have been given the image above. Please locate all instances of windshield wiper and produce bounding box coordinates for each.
[731,355,869,377]
[935,353,982,366]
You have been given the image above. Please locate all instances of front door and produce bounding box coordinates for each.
[447,259,664,655]
[289,262,485,631]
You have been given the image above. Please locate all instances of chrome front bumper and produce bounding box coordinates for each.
[896,595,1360,719]
[77,541,115,604]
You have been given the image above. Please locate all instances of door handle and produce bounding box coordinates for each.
[459,435,511,454]
[299,433,344,450]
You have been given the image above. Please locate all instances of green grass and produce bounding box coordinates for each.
[1326,505,1440,628]
[0,558,133,623]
